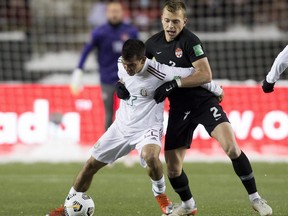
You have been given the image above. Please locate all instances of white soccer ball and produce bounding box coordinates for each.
[64,192,95,216]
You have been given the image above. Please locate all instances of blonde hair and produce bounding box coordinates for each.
[162,0,187,18]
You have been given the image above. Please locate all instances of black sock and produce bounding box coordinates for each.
[168,170,192,201]
[231,151,257,194]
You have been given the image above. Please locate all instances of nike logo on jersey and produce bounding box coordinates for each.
[215,116,222,121]
[166,87,173,92]
[183,111,191,120]
[156,51,162,54]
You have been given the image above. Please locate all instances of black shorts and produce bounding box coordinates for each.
[165,98,229,151]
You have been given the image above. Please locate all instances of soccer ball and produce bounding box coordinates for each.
[64,192,95,216]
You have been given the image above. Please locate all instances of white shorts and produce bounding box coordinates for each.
[91,122,163,167]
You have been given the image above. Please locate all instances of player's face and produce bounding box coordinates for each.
[106,3,123,25]
[161,8,187,42]
[122,56,146,76]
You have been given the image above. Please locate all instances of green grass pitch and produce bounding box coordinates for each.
[0,162,287,216]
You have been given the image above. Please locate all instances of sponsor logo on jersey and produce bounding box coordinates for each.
[140,88,149,96]
[193,44,204,56]
[175,48,183,58]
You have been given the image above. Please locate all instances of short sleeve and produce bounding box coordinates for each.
[185,32,207,63]
[145,39,154,59]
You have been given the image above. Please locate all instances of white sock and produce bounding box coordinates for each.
[69,187,77,195]
[182,197,196,209]
[151,176,166,196]
[65,187,78,204]
[249,192,261,202]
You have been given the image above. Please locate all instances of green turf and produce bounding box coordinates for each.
[0,162,287,216]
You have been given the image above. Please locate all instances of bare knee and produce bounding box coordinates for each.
[142,151,160,167]
[165,149,185,178]
[223,144,241,159]
[167,167,182,178]
[211,123,241,159]
[166,157,183,178]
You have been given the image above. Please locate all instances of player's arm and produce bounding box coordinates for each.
[115,57,130,100]
[153,59,222,103]
[262,45,288,93]
[179,57,212,87]
[201,81,224,102]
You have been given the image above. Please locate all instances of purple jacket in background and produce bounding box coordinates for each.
[77,22,138,85]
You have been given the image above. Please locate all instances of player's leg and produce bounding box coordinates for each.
[164,111,197,216]
[142,144,173,214]
[47,123,131,216]
[211,122,272,216]
[165,148,197,216]
[71,156,107,193]
[137,128,173,215]
[211,122,258,194]
[142,144,163,182]
[47,157,107,216]
[101,83,115,130]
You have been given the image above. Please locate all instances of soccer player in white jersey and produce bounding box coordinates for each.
[262,45,288,93]
[47,39,222,216]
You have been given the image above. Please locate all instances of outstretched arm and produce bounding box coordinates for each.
[153,58,222,103]
[262,45,288,93]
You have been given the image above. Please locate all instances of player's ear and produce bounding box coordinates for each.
[141,56,146,64]
[183,18,187,26]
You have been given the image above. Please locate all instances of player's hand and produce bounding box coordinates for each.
[154,80,178,104]
[262,79,275,93]
[115,81,130,100]
[70,68,84,95]
[217,86,224,103]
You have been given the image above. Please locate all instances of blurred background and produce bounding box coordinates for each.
[0,0,287,163]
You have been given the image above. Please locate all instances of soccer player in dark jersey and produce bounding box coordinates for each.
[70,1,138,130]
[145,1,273,216]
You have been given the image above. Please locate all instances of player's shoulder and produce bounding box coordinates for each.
[117,56,126,76]
[145,31,165,45]
[179,28,202,43]
[145,58,158,68]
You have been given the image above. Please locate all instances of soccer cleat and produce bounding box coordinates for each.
[252,198,273,216]
[155,193,173,214]
[46,205,65,216]
[167,203,197,216]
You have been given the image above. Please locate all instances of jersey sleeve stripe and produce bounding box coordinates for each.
[147,66,166,80]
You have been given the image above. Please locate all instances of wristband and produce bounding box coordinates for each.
[175,77,182,87]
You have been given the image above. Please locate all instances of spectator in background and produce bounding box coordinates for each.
[87,0,108,28]
[0,0,31,31]
[71,1,138,130]
[270,0,288,32]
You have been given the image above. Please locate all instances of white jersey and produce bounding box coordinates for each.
[266,45,288,83]
[115,57,222,135]
[115,57,193,134]
[91,57,222,165]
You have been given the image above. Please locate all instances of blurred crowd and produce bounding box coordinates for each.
[0,0,287,82]
[1,0,288,33]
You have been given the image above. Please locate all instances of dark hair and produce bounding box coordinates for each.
[122,39,146,60]
[162,0,187,18]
